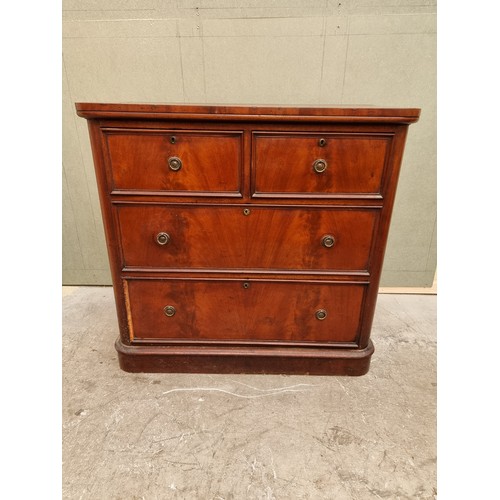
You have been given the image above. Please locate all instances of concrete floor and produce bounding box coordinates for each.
[62,287,436,500]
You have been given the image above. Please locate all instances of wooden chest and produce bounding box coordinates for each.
[76,103,419,375]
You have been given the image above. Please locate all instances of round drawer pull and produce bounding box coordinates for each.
[164,305,176,317]
[315,309,327,321]
[321,234,335,248]
[313,159,327,173]
[156,232,170,246]
[318,138,327,147]
[168,156,182,171]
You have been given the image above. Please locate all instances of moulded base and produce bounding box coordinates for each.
[115,339,374,376]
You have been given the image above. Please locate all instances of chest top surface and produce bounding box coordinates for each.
[76,102,420,123]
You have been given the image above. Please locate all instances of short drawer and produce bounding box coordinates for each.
[252,132,391,198]
[125,279,366,344]
[104,129,242,195]
[117,205,378,273]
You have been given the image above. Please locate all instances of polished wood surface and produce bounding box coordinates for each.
[253,133,389,197]
[126,279,365,343]
[117,204,378,272]
[76,102,420,123]
[77,103,419,375]
[105,129,242,193]
[115,339,375,375]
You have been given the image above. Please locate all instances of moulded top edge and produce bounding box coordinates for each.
[75,102,421,123]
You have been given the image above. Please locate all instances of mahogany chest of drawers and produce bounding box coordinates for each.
[76,103,419,375]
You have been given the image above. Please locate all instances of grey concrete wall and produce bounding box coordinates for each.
[62,0,436,287]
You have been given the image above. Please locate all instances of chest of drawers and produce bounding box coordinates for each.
[76,103,419,375]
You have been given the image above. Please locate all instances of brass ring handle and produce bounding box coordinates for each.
[164,305,176,317]
[313,159,327,173]
[315,309,327,321]
[156,232,170,246]
[321,234,335,248]
[168,156,182,171]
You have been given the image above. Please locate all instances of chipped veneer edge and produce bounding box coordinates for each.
[122,280,134,341]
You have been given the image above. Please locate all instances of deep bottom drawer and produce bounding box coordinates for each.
[124,279,366,345]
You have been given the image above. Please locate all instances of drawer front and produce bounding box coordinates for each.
[105,130,242,194]
[253,133,391,197]
[117,205,378,272]
[125,279,366,344]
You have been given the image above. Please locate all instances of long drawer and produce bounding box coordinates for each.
[125,279,366,344]
[104,129,242,194]
[117,204,379,272]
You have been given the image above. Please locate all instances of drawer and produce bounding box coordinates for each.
[117,205,378,272]
[252,133,391,198]
[104,130,242,195]
[125,279,366,344]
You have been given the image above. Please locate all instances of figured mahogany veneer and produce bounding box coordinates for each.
[253,133,389,198]
[76,103,420,375]
[117,204,378,272]
[125,279,366,344]
[105,129,242,195]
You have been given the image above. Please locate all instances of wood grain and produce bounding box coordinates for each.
[105,129,242,194]
[76,102,419,375]
[76,103,420,124]
[125,278,366,343]
[115,338,375,375]
[253,132,390,197]
[116,204,379,272]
